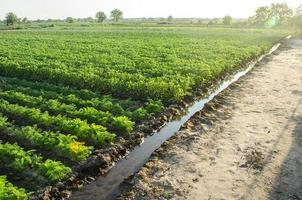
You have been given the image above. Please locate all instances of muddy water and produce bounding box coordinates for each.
[70,42,282,200]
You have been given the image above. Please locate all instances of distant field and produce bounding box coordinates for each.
[0,25,290,198]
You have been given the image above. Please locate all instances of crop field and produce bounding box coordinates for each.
[0,26,289,199]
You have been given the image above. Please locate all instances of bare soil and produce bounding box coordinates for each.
[118,38,302,200]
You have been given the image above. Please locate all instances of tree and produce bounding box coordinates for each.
[86,17,94,22]
[294,5,302,30]
[96,11,107,23]
[167,15,173,22]
[254,6,270,25]
[110,9,123,22]
[5,12,18,26]
[295,15,302,30]
[223,15,232,25]
[270,3,293,25]
[296,4,302,16]
[208,20,214,25]
[249,3,293,26]
[22,17,29,23]
[66,17,74,23]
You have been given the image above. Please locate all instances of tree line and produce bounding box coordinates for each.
[2,3,302,30]
[249,3,293,26]
[3,9,124,26]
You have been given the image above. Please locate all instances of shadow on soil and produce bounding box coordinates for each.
[268,91,302,200]
[242,89,302,200]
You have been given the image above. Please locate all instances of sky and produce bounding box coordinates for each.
[0,0,301,20]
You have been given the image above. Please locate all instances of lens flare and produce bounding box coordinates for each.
[265,16,279,28]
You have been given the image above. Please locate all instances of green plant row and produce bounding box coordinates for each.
[0,77,164,122]
[0,115,92,162]
[0,60,187,103]
[0,99,115,146]
[0,76,136,111]
[0,142,71,183]
[0,75,98,100]
[0,90,135,134]
[0,176,28,200]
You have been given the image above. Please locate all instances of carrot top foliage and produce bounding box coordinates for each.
[0,176,28,200]
[0,27,289,103]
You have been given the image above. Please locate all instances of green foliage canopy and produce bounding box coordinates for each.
[96,11,107,23]
[110,9,123,22]
[223,15,232,25]
[5,12,18,26]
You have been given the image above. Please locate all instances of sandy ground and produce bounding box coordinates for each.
[119,38,302,200]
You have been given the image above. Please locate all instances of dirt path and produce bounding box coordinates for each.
[119,38,302,200]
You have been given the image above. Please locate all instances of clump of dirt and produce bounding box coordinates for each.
[240,148,265,171]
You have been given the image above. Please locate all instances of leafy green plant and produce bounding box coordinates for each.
[129,108,149,122]
[145,99,164,115]
[0,176,28,200]
[0,143,71,183]
[39,160,72,182]
[111,116,135,134]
